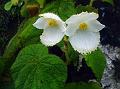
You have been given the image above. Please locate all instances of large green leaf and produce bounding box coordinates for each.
[58,1,76,21]
[84,48,106,81]
[41,0,76,21]
[64,82,102,89]
[3,17,42,69]
[11,44,67,89]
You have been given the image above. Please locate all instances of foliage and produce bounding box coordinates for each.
[3,17,42,69]
[41,0,76,21]
[84,48,106,81]
[4,1,12,11]
[11,44,67,89]
[1,0,107,89]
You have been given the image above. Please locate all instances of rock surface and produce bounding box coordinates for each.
[100,45,120,89]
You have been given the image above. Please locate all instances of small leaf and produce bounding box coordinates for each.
[4,1,12,11]
[11,0,19,6]
[64,82,102,89]
[11,44,67,89]
[103,0,114,5]
[84,48,106,81]
[36,0,46,8]
[20,5,29,17]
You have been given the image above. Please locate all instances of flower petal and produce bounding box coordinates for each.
[40,26,65,46]
[87,20,105,32]
[82,12,98,22]
[66,12,98,24]
[33,17,46,29]
[69,31,100,54]
[57,21,66,32]
[39,13,62,21]
[65,24,78,37]
[66,12,88,24]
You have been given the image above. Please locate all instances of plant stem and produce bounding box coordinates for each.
[89,0,94,6]
[63,36,70,65]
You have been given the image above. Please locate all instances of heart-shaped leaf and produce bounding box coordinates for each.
[11,44,67,89]
[84,48,106,81]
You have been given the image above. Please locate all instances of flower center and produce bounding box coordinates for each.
[79,23,88,30]
[47,19,57,26]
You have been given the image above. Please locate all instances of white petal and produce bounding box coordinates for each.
[66,14,81,24]
[82,12,98,22]
[66,12,88,24]
[39,13,62,21]
[57,21,66,32]
[44,20,66,32]
[69,31,100,54]
[40,26,65,46]
[33,17,46,29]
[87,20,105,32]
[66,12,98,24]
[65,24,78,37]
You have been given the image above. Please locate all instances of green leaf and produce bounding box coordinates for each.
[11,0,19,5]
[41,1,58,13]
[67,43,79,63]
[3,17,42,69]
[4,1,12,11]
[41,1,76,21]
[64,82,102,89]
[103,0,114,5]
[84,48,106,81]
[20,5,29,17]
[36,0,46,8]
[58,1,76,21]
[11,44,67,89]
[76,5,98,13]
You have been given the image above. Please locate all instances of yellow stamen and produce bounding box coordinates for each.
[47,19,57,26]
[79,23,88,30]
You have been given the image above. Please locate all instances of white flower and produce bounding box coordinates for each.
[33,13,66,46]
[65,12,105,54]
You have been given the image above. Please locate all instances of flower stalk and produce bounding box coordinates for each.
[89,0,94,6]
[63,36,70,65]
